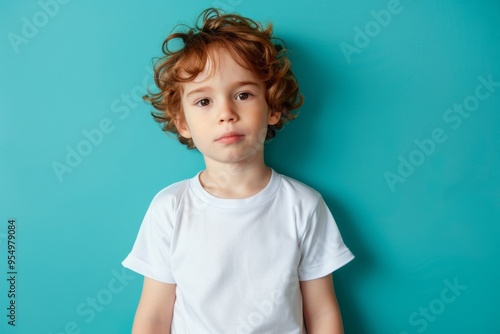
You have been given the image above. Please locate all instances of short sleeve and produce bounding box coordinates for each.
[298,197,354,281]
[122,194,176,284]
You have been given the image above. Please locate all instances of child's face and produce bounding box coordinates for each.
[178,49,281,166]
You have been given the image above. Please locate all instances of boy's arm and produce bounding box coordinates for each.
[132,277,176,334]
[300,274,344,334]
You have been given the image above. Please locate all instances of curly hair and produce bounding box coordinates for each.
[144,8,304,149]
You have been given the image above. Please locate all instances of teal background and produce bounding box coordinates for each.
[1,0,499,333]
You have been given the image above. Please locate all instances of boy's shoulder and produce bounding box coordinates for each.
[148,176,194,208]
[276,171,323,204]
[146,171,325,210]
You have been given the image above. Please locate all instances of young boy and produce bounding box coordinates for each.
[122,8,354,334]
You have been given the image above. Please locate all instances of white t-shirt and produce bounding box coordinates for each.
[122,169,354,334]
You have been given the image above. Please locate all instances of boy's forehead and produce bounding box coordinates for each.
[182,49,262,87]
[190,53,218,83]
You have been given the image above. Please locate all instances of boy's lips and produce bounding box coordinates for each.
[215,131,244,143]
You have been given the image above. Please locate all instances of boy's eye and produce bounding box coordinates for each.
[236,92,251,100]
[196,99,210,107]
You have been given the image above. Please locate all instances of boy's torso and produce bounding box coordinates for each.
[164,170,316,333]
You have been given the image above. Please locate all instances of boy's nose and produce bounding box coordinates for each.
[217,100,238,123]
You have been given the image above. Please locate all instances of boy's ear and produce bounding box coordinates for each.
[267,110,281,126]
[175,117,192,139]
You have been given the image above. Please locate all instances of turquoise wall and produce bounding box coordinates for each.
[1,0,498,333]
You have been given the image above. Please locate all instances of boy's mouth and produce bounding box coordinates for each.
[215,131,245,144]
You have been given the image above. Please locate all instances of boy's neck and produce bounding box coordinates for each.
[199,160,272,199]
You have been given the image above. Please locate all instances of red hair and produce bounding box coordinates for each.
[144,8,303,149]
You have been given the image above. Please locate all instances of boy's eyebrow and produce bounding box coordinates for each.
[185,86,211,98]
[185,81,261,98]
[232,81,261,89]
